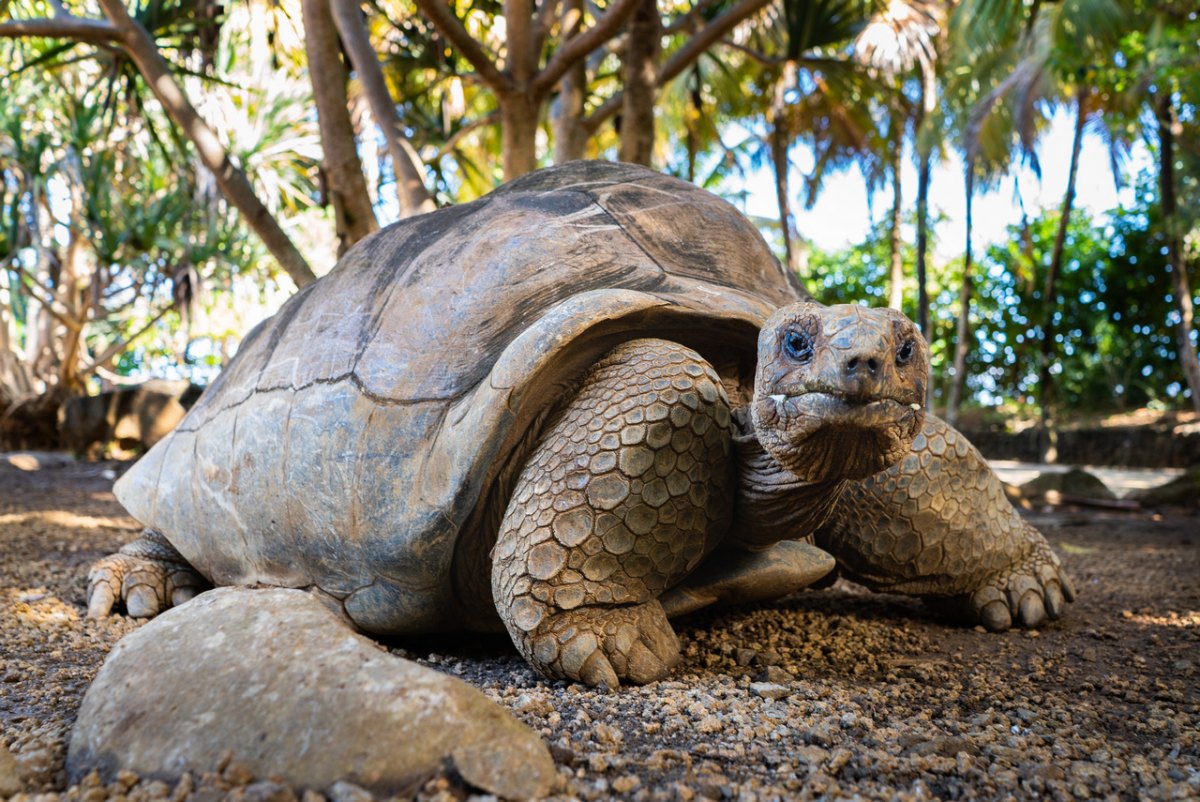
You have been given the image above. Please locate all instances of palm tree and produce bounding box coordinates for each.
[1102,0,1200,412]
[938,11,1030,426]
[726,0,885,274]
[955,0,1124,450]
[853,0,941,314]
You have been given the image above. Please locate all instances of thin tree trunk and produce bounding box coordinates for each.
[618,0,660,165]
[769,61,797,271]
[887,137,904,310]
[915,144,933,409]
[685,67,700,183]
[946,164,974,427]
[915,70,935,408]
[583,0,772,134]
[915,146,931,336]
[501,92,540,179]
[56,156,88,395]
[770,124,794,272]
[97,0,316,287]
[501,0,539,180]
[330,0,436,217]
[301,0,378,253]
[1158,94,1200,413]
[1037,88,1087,460]
[552,0,588,163]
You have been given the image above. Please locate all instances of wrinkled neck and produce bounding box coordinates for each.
[729,409,845,551]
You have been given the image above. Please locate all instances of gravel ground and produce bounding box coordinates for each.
[1,457,1197,801]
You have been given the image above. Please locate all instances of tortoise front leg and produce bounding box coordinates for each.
[492,339,735,687]
[817,415,1075,630]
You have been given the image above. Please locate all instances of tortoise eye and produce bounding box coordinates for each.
[783,329,814,363]
[896,339,915,366]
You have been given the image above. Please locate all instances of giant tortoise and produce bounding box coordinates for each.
[89,161,1074,687]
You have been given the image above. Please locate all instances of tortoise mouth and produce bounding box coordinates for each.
[764,392,922,426]
[751,392,925,482]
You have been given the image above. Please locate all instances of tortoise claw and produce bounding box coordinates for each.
[86,535,207,620]
[964,535,1075,632]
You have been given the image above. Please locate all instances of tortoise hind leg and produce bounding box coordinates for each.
[492,339,735,687]
[87,529,209,619]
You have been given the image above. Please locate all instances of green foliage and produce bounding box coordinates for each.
[803,177,1198,412]
[2,0,1199,417]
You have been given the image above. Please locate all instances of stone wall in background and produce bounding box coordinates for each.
[961,425,1200,467]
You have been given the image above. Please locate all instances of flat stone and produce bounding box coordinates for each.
[68,588,554,799]
[749,682,791,700]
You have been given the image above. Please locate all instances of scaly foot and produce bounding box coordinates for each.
[949,531,1076,631]
[87,530,208,618]
[518,600,679,687]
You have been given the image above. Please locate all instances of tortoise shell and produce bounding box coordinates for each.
[115,161,808,633]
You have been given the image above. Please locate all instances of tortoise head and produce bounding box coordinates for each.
[751,302,928,483]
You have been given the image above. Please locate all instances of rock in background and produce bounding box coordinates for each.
[1017,468,1116,506]
[67,587,555,799]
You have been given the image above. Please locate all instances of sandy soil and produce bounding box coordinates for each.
[1,457,1197,801]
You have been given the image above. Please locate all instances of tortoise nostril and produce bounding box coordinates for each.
[845,355,881,376]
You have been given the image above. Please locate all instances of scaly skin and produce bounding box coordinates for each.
[817,416,1075,630]
[87,529,208,619]
[492,339,735,686]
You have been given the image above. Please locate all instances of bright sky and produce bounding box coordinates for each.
[740,109,1154,263]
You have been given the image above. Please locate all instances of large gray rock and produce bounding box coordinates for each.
[1018,468,1116,504]
[68,588,555,799]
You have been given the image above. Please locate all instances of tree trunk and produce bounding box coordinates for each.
[302,0,378,253]
[618,0,660,165]
[915,143,932,409]
[501,91,540,180]
[552,0,588,163]
[945,164,974,427]
[330,0,436,217]
[1158,94,1200,413]
[97,0,316,287]
[887,138,904,310]
[56,157,88,396]
[915,144,931,335]
[769,61,798,271]
[685,67,700,183]
[1037,88,1087,460]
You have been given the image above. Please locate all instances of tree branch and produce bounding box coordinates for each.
[531,0,562,57]
[413,0,511,94]
[721,39,781,67]
[302,0,379,249]
[331,0,435,216]
[0,17,119,44]
[95,0,316,287]
[79,303,173,377]
[662,0,721,36]
[583,0,771,132]
[532,0,638,94]
[12,265,82,333]
[434,110,499,159]
[658,0,771,85]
